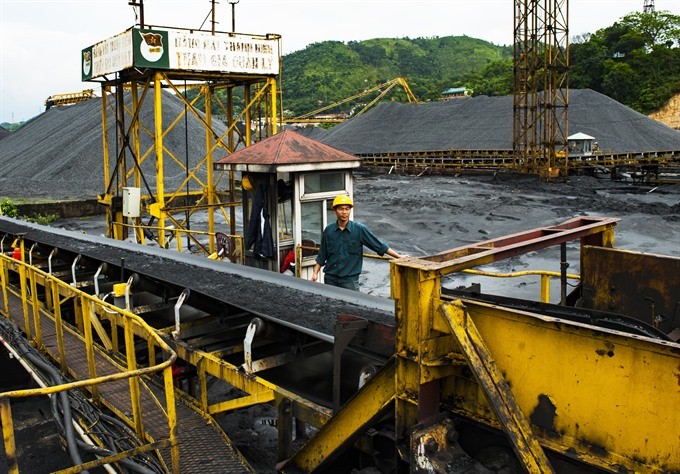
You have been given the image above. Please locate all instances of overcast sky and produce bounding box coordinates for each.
[1,0,678,123]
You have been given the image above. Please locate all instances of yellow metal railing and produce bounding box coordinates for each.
[295,244,579,303]
[0,249,180,474]
[111,221,244,263]
[461,268,580,303]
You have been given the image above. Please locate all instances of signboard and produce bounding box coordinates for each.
[83,28,280,81]
[82,30,134,80]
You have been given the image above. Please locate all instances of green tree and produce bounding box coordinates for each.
[281,36,512,116]
[570,39,608,90]
[602,60,638,104]
[620,11,680,48]
[463,58,513,96]
[0,198,19,218]
[569,10,680,114]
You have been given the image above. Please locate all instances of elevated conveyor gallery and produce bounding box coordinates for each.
[1,215,678,473]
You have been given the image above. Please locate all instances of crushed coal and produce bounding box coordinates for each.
[321,89,680,154]
[0,91,228,200]
[2,89,679,202]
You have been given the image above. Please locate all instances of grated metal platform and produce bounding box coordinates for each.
[5,291,251,473]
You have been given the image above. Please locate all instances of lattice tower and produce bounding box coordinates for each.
[513,0,569,179]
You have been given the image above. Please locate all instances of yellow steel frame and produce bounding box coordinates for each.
[436,298,680,471]
[0,251,180,474]
[440,301,553,472]
[283,77,417,124]
[0,235,337,472]
[285,216,680,472]
[97,70,279,256]
[44,89,95,108]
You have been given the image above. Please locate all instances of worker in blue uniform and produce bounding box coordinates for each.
[311,195,403,291]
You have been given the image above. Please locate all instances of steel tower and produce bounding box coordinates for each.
[513,0,569,179]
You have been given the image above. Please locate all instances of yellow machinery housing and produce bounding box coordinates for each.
[282,216,680,473]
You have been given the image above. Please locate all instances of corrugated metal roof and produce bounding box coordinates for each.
[214,129,360,173]
[215,129,357,165]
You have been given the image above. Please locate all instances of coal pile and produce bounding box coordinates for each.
[0,92,228,200]
[322,89,680,154]
[287,125,329,141]
[3,87,679,203]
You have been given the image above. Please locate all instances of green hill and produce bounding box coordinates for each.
[281,36,512,116]
[280,10,680,118]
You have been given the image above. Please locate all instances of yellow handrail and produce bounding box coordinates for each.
[0,251,180,473]
[294,244,579,303]
[111,221,244,261]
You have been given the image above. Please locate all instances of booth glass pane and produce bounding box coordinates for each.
[301,201,322,257]
[278,200,293,241]
[304,173,345,194]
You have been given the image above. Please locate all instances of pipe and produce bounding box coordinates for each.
[244,321,257,373]
[11,338,86,471]
[71,254,82,287]
[0,329,118,473]
[172,288,190,340]
[28,243,36,267]
[93,263,105,296]
[48,249,57,274]
[125,275,134,311]
[75,442,157,474]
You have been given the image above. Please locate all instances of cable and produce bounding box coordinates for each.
[0,319,163,473]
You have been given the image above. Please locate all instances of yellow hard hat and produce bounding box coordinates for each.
[332,195,353,208]
[241,174,253,191]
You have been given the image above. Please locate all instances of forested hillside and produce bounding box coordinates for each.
[3,11,678,131]
[281,36,512,116]
[280,10,680,118]
[569,11,680,114]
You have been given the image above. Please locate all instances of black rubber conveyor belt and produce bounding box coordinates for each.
[0,217,395,335]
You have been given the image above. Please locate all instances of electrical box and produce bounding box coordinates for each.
[122,187,141,217]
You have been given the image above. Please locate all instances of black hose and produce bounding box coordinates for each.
[18,344,86,472]
[75,441,158,474]
[1,319,163,473]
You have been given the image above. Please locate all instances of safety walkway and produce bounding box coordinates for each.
[5,291,250,473]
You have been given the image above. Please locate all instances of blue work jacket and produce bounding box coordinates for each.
[316,220,389,283]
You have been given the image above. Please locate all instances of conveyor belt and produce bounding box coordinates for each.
[4,291,251,473]
[0,217,395,336]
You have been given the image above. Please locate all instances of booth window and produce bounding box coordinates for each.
[303,172,345,195]
[299,171,351,259]
[301,201,322,257]
[300,200,336,258]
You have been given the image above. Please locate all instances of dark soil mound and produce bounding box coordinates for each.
[0,92,228,200]
[322,89,680,154]
[0,125,11,140]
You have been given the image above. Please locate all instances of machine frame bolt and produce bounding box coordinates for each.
[425,439,438,453]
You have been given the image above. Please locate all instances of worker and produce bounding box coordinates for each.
[311,195,403,291]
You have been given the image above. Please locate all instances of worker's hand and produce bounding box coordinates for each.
[311,272,318,282]
[388,249,407,259]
